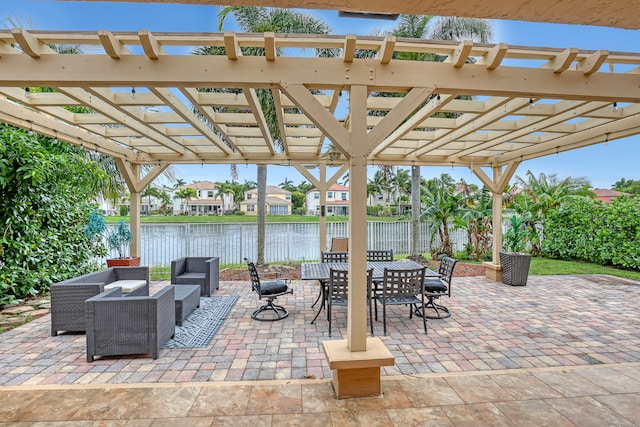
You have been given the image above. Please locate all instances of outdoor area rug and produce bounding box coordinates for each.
[164,295,239,349]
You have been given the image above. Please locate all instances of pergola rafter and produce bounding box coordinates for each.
[0,30,638,172]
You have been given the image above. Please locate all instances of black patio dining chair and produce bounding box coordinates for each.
[366,249,394,261]
[419,256,458,319]
[327,268,374,337]
[310,251,350,316]
[321,251,349,263]
[367,249,394,298]
[374,266,427,335]
[245,258,293,321]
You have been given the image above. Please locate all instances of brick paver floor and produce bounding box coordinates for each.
[1,274,639,386]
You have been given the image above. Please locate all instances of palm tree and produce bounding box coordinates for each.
[218,6,332,264]
[420,174,463,256]
[214,181,235,213]
[174,187,198,215]
[279,178,296,192]
[386,15,493,259]
[367,170,387,205]
[455,183,493,260]
[141,186,163,215]
[395,168,411,215]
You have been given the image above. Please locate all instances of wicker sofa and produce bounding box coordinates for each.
[85,286,175,362]
[50,266,149,336]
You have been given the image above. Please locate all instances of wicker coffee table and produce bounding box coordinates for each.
[170,285,201,326]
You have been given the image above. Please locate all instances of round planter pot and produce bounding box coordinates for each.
[499,252,531,286]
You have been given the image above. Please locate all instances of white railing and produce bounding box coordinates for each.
[107,221,471,267]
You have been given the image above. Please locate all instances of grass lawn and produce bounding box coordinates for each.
[529,257,640,280]
[150,256,640,282]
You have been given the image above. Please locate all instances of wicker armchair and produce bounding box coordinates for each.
[50,266,149,336]
[85,286,176,362]
[170,257,219,297]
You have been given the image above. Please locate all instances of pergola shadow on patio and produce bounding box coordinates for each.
[1,274,639,386]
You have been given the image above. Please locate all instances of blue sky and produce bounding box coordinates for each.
[2,1,639,189]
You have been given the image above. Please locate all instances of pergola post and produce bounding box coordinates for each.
[322,85,394,399]
[294,162,348,255]
[471,163,520,282]
[114,160,168,259]
[129,190,141,258]
[487,170,504,281]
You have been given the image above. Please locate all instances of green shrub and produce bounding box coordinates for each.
[367,205,382,216]
[0,124,106,305]
[543,196,640,270]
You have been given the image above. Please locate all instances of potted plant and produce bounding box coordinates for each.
[500,214,532,286]
[105,220,140,267]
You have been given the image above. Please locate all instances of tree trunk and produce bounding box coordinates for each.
[409,165,424,261]
[442,220,452,256]
[257,164,266,266]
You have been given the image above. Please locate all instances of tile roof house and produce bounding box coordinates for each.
[240,185,292,215]
[172,180,234,215]
[306,184,350,216]
[593,189,628,203]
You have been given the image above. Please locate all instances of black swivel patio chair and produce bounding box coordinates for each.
[420,256,458,319]
[245,258,293,321]
[374,267,427,335]
[327,268,374,337]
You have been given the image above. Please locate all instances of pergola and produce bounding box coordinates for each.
[3,0,640,397]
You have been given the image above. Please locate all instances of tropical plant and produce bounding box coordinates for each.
[420,174,464,256]
[105,220,133,259]
[511,170,593,255]
[455,184,493,260]
[503,214,531,253]
[84,208,108,257]
[214,181,235,212]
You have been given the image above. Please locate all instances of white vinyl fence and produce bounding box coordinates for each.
[107,221,471,267]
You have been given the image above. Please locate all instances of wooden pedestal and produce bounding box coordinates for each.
[322,337,395,399]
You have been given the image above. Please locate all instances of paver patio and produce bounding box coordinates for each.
[1,274,639,386]
[1,273,640,426]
